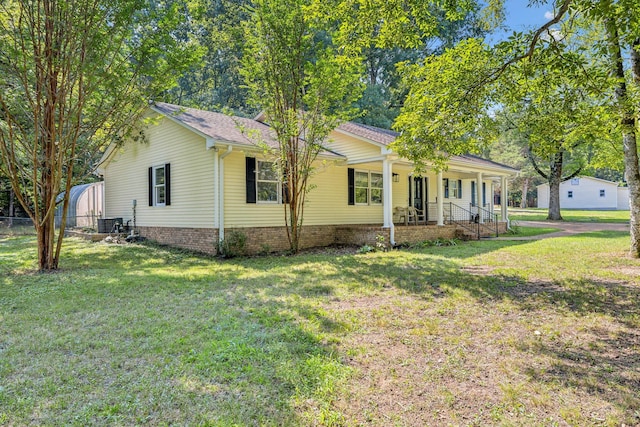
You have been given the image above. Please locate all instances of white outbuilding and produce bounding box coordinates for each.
[537,176,629,210]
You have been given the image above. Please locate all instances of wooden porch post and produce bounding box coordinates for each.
[437,171,444,226]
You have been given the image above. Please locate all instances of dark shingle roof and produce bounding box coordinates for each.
[152,103,517,173]
[452,154,519,172]
[152,102,279,148]
[337,121,398,146]
[152,102,345,159]
[337,121,517,173]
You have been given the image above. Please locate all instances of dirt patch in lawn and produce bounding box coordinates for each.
[324,279,640,426]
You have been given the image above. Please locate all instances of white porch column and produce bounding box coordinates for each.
[476,171,484,224]
[489,181,495,217]
[382,158,395,244]
[501,176,509,224]
[437,171,444,226]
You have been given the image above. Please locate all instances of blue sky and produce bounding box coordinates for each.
[490,1,555,42]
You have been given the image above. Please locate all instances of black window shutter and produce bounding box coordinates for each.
[471,181,476,206]
[246,157,256,203]
[348,168,355,205]
[482,182,486,206]
[165,163,171,206]
[148,167,153,206]
[458,179,462,199]
[444,178,449,199]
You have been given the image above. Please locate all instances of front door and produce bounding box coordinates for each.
[409,177,428,221]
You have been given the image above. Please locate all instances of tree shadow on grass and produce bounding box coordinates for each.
[3,236,638,424]
[1,243,351,425]
[221,243,640,423]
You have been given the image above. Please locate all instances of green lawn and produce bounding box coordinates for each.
[509,208,630,223]
[1,235,639,426]
[506,225,561,237]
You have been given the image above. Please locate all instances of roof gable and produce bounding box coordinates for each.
[152,102,278,148]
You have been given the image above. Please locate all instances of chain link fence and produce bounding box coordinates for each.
[0,217,36,236]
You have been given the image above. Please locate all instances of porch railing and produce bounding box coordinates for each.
[470,203,499,238]
[419,202,500,239]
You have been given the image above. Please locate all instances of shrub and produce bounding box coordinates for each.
[218,230,247,258]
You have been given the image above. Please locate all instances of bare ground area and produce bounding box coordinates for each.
[325,276,640,426]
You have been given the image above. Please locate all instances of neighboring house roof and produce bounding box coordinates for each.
[536,176,621,188]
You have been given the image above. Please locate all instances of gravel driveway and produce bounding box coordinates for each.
[498,220,630,240]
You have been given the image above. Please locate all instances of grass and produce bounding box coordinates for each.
[509,208,630,223]
[1,234,639,426]
[506,225,561,237]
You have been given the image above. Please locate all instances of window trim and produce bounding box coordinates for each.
[352,169,383,206]
[149,163,170,207]
[256,160,280,204]
[599,189,606,198]
[444,178,462,199]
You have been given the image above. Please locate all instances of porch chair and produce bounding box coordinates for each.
[407,206,424,225]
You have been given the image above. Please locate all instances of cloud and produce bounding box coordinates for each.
[544,11,554,20]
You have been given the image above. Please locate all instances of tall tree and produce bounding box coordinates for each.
[392,0,640,257]
[0,0,201,270]
[163,0,255,115]
[355,3,490,129]
[502,58,606,220]
[487,125,543,209]
[241,0,363,253]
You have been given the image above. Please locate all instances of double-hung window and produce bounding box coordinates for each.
[355,171,369,204]
[154,166,166,206]
[354,170,383,205]
[444,178,462,199]
[149,163,171,207]
[599,189,605,197]
[256,161,279,203]
[370,172,383,204]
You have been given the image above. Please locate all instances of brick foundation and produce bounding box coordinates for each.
[135,221,510,255]
[137,226,218,255]
[394,224,458,245]
[224,225,339,254]
[335,225,390,247]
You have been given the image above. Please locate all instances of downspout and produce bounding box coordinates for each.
[217,146,233,244]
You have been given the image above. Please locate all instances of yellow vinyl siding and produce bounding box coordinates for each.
[224,153,386,227]
[104,114,215,228]
[326,131,384,161]
[224,152,285,227]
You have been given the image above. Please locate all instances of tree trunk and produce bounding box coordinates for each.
[520,177,529,208]
[546,152,563,220]
[625,43,640,258]
[607,24,640,257]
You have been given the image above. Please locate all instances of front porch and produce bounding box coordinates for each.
[335,217,508,249]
